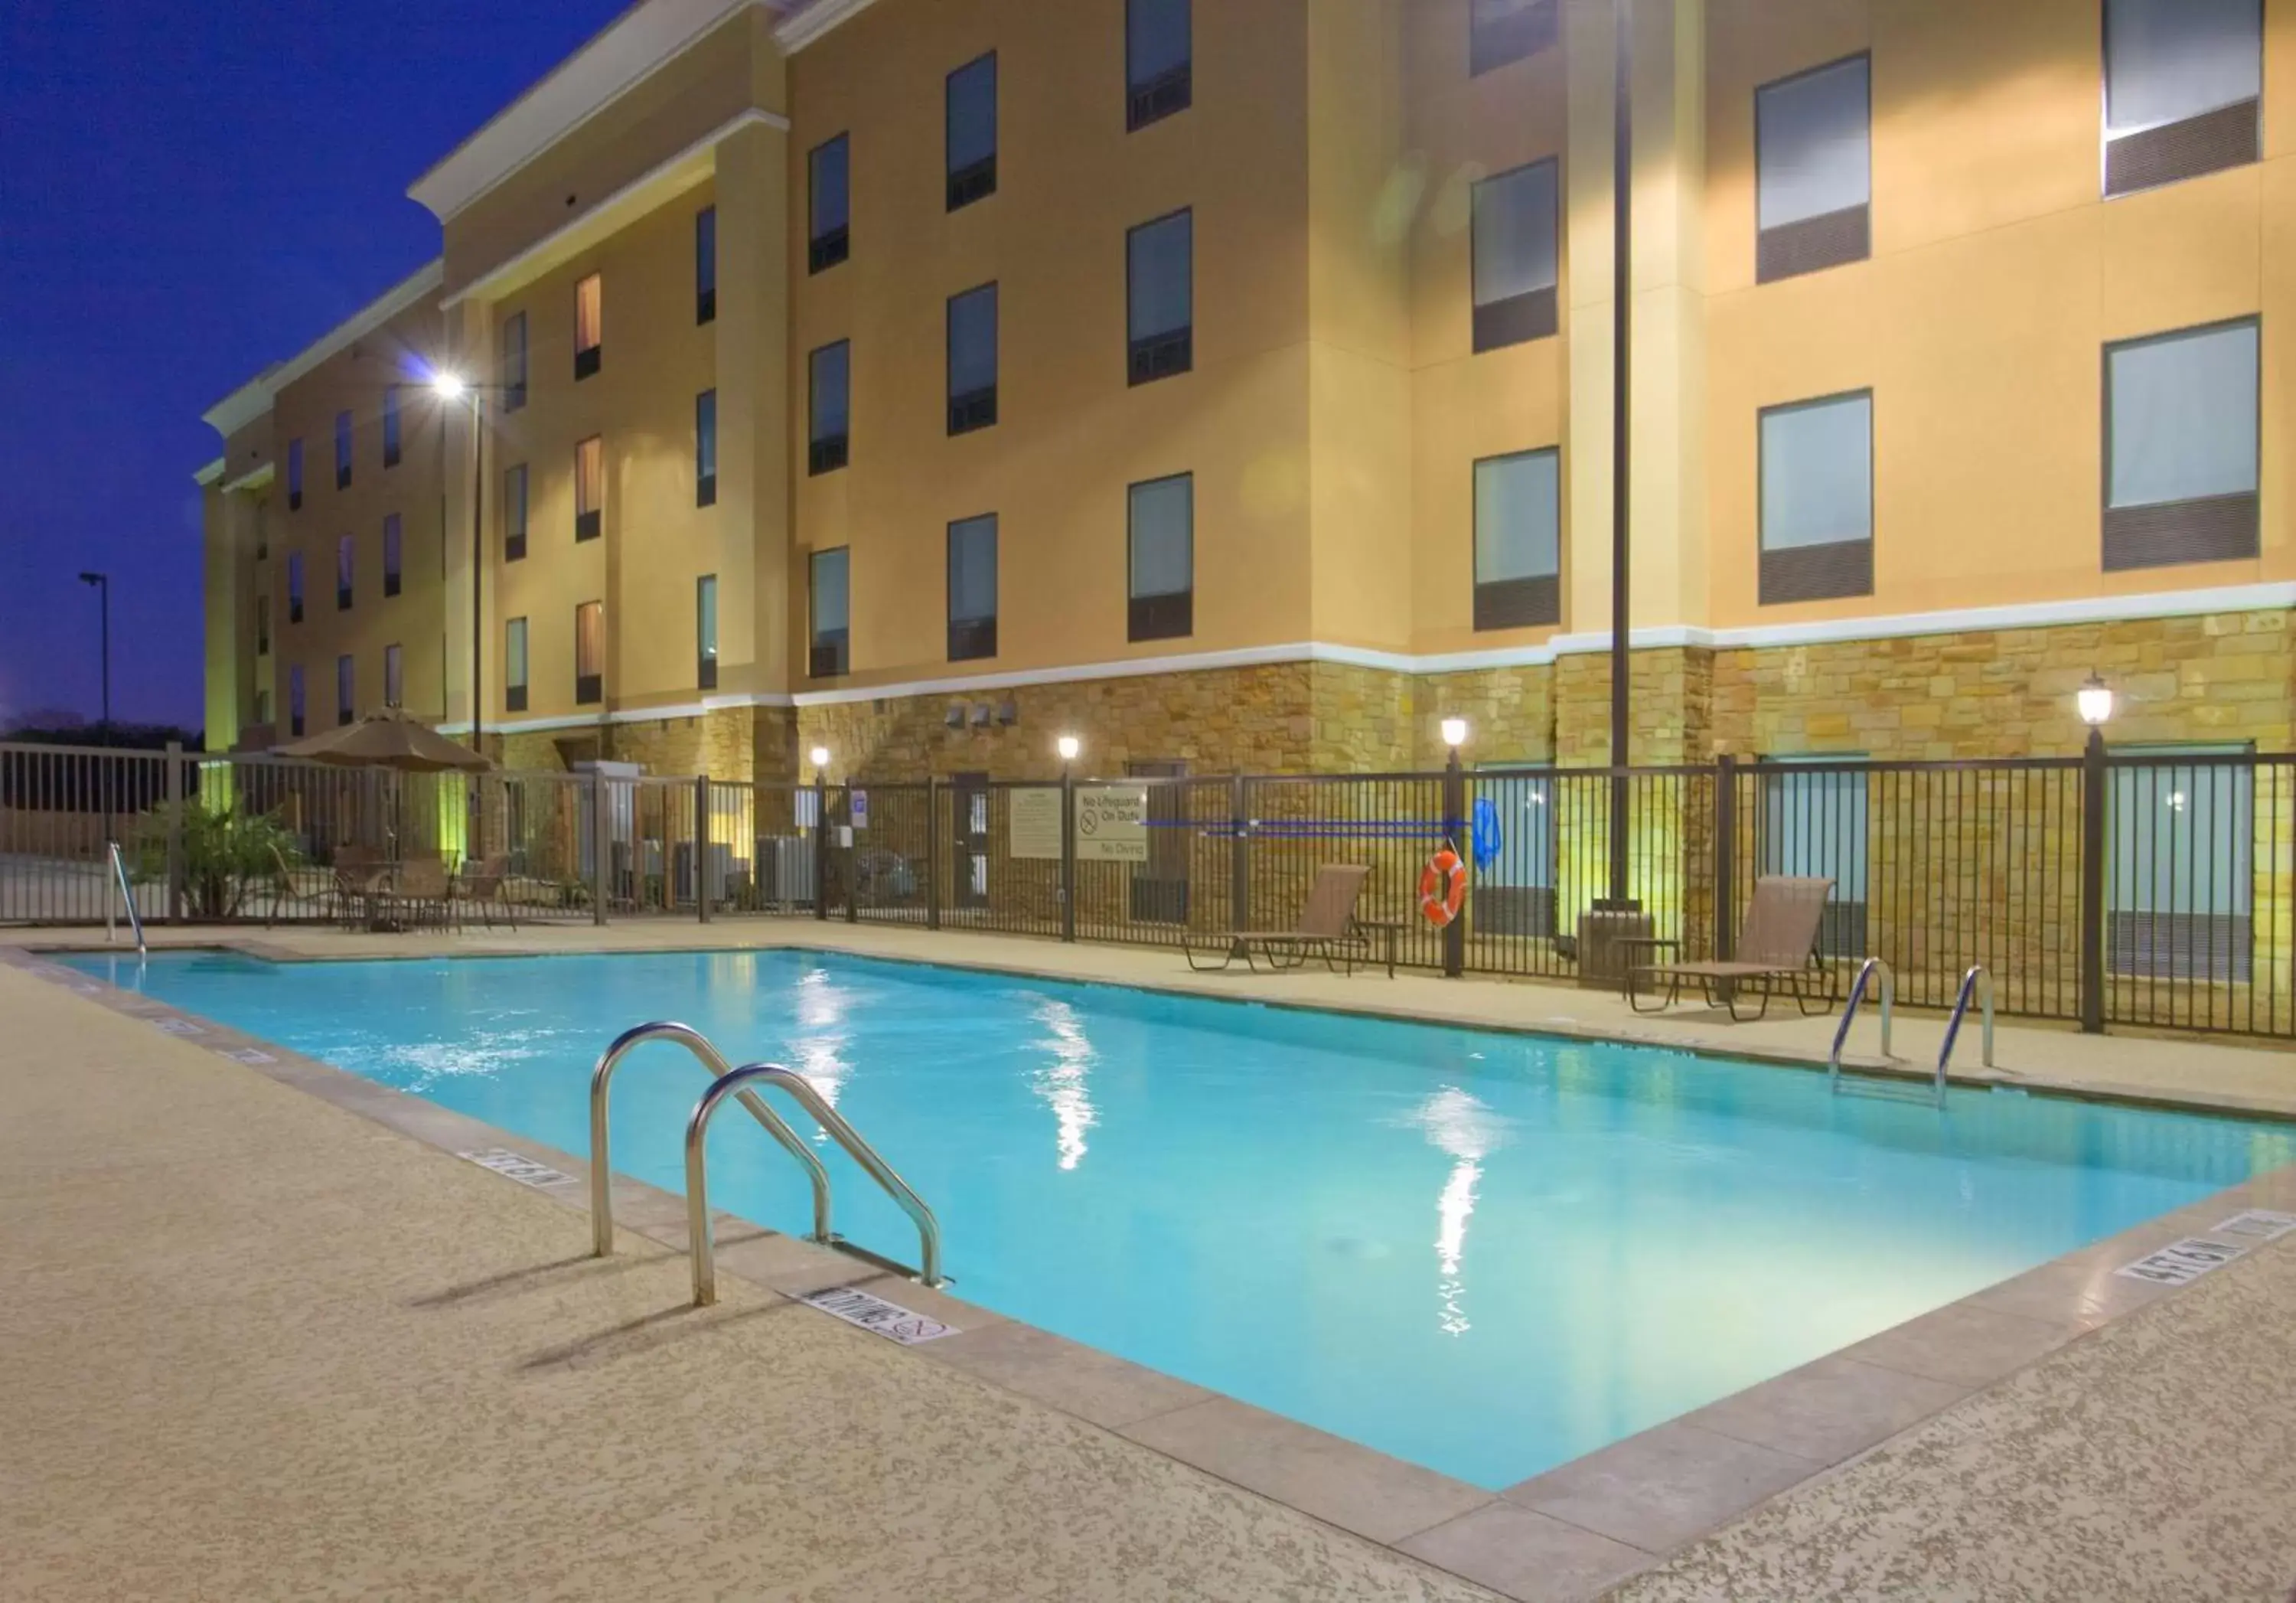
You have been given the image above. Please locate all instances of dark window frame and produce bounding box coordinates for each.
[334,411,354,490]
[1753,53,1874,285]
[573,273,602,381]
[382,513,403,598]
[1127,207,1195,386]
[336,534,354,612]
[574,601,604,706]
[695,204,718,325]
[287,439,304,510]
[289,666,306,737]
[696,575,719,690]
[1469,0,1559,77]
[504,617,530,713]
[336,655,355,726]
[504,463,529,562]
[809,133,852,273]
[809,547,851,679]
[1126,0,1193,131]
[287,553,305,624]
[946,513,999,662]
[810,340,851,475]
[946,52,999,211]
[2101,0,2264,198]
[696,389,719,507]
[1127,471,1195,643]
[501,312,530,412]
[2101,315,2262,572]
[1471,446,1564,632]
[1757,387,1877,606]
[382,386,403,468]
[947,282,999,436]
[575,436,603,542]
[1470,156,1561,352]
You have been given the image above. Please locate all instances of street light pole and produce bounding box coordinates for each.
[1607,0,1635,911]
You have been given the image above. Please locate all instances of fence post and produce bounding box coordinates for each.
[1061,772,1078,943]
[590,768,609,926]
[813,776,829,922]
[2079,730,2107,1033]
[1714,753,1737,961]
[164,741,184,924]
[845,785,859,926]
[925,776,943,931]
[1443,749,1466,978]
[1229,775,1251,935]
[694,773,712,923]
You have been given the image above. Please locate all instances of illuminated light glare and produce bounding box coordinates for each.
[1057,734,1081,764]
[2076,673,2115,729]
[1440,717,1469,749]
[1030,998,1098,1171]
[431,371,468,400]
[809,745,831,771]
[792,967,848,1111]
[1401,1086,1513,1337]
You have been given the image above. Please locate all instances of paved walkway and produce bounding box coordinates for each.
[0,960,1491,1603]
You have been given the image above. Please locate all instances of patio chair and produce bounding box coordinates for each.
[1182,864,1376,975]
[377,857,453,932]
[328,847,386,929]
[1624,874,1837,1021]
[260,843,308,928]
[448,854,515,931]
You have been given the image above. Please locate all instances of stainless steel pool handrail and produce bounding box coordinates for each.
[589,1022,830,1257]
[1828,957,1895,1095]
[108,841,145,956]
[1937,965,1996,1093]
[686,1061,944,1304]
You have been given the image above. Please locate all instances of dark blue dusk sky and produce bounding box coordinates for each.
[0,0,629,733]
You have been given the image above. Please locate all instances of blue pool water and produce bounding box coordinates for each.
[70,948,2293,1489]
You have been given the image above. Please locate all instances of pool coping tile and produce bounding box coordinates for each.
[1117,1395,1495,1546]
[15,944,2294,1603]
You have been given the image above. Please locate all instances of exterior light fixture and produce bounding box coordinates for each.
[431,371,468,401]
[1440,717,1469,749]
[2076,673,2115,729]
[809,745,831,772]
[1057,735,1081,764]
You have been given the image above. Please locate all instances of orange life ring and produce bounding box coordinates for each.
[1419,847,1467,929]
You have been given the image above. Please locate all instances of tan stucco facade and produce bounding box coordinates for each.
[201,0,2296,779]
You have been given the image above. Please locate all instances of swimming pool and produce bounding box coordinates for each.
[70,948,2294,1490]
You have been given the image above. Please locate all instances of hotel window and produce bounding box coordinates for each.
[501,312,529,410]
[575,436,603,541]
[254,688,271,728]
[287,439,304,509]
[336,654,355,726]
[336,533,354,611]
[696,575,719,690]
[946,53,998,211]
[256,596,270,656]
[334,410,353,489]
[1128,209,1192,385]
[1127,472,1193,642]
[1759,390,1874,604]
[696,390,718,507]
[2105,318,2259,570]
[1759,756,1870,959]
[947,514,998,661]
[383,385,403,468]
[505,617,529,713]
[947,284,998,435]
[289,665,306,737]
[2110,744,2255,982]
[574,601,604,705]
[695,205,717,325]
[383,643,403,710]
[810,134,850,273]
[1756,57,1870,283]
[1472,158,1558,351]
[1473,448,1561,630]
[2104,0,2261,196]
[1127,0,1191,131]
[1469,0,1557,77]
[573,273,602,380]
[810,341,850,474]
[504,464,528,561]
[382,514,402,597]
[287,552,305,622]
[810,547,850,678]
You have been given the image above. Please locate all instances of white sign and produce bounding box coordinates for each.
[2116,1236,2247,1287]
[1075,785,1150,864]
[850,789,869,831]
[219,1046,277,1066]
[1009,787,1063,861]
[459,1148,575,1189]
[801,1285,957,1345]
[153,1017,205,1037]
[2213,1209,2296,1244]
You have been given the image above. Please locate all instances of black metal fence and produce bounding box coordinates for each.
[8,739,2294,1041]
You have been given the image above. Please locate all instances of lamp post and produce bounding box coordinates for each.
[1606,0,1636,915]
[76,572,110,742]
[1441,718,1469,978]
[1057,735,1081,942]
[810,745,833,922]
[2077,672,2114,1034]
[431,374,486,762]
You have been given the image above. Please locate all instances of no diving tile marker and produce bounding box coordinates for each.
[458,1148,575,1190]
[2117,1237,2247,1288]
[2213,1209,2296,1244]
[152,1017,205,1037]
[801,1285,957,1345]
[219,1046,278,1066]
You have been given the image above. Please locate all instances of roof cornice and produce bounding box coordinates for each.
[774,0,875,51]
[194,458,227,487]
[200,371,279,439]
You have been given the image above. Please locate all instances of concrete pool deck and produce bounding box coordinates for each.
[5,922,2296,1599]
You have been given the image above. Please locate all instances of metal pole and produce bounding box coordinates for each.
[1061,767,1078,943]
[468,393,487,847]
[2079,727,2107,1033]
[1714,753,1737,960]
[814,775,829,921]
[1443,749,1466,978]
[925,775,943,931]
[590,767,609,926]
[1607,0,1635,910]
[1228,774,1251,935]
[694,772,712,922]
[844,784,859,926]
[164,740,184,924]
[97,580,111,743]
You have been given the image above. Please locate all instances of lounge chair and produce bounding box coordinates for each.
[1624,874,1837,1020]
[448,854,514,930]
[1183,864,1376,975]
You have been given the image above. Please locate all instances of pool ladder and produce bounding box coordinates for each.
[1828,960,1994,1109]
[589,1022,944,1305]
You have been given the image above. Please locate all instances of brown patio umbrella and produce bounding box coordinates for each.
[274,708,493,773]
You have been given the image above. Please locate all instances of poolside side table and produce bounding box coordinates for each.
[1350,919,1402,978]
